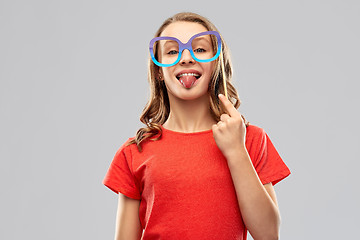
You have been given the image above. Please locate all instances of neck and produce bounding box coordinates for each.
[162,93,217,133]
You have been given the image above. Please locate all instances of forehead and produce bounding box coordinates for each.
[160,21,209,43]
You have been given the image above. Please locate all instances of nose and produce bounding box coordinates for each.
[179,49,195,65]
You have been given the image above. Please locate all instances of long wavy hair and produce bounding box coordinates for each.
[127,12,250,152]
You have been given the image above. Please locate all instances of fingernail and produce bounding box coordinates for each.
[218,94,223,98]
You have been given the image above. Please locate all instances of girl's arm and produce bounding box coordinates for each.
[114,193,143,240]
[227,149,281,240]
[213,95,282,240]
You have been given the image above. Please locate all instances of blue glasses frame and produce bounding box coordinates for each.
[149,31,222,67]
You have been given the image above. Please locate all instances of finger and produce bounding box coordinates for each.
[220,113,230,122]
[217,120,225,127]
[218,94,239,118]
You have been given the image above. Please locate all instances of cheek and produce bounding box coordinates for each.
[162,67,176,78]
[161,69,171,79]
[203,62,216,77]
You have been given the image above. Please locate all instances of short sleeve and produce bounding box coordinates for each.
[102,140,141,199]
[253,128,291,186]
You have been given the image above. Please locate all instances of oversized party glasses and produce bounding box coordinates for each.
[149,31,222,67]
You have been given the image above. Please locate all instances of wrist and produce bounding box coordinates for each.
[224,145,248,161]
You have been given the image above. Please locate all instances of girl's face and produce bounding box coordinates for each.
[158,21,216,101]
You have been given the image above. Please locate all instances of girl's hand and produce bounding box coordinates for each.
[212,94,247,159]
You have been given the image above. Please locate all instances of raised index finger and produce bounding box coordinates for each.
[218,94,239,118]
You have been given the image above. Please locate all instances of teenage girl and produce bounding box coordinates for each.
[103,12,291,240]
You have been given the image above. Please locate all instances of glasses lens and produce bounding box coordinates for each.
[191,33,218,61]
[153,39,179,66]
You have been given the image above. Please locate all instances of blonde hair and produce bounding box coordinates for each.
[127,12,250,152]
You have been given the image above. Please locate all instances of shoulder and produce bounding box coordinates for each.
[115,137,136,156]
[244,123,269,153]
[246,123,266,140]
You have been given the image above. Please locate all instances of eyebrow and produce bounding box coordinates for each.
[192,36,212,44]
[162,40,177,48]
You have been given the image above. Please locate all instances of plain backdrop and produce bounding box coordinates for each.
[1,0,359,239]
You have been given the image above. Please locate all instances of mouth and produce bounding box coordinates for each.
[175,70,202,88]
[176,73,201,88]
[176,72,201,80]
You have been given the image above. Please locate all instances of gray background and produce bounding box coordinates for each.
[1,0,359,239]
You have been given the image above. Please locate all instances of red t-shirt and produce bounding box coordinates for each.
[103,124,291,240]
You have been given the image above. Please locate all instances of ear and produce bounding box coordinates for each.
[157,68,163,81]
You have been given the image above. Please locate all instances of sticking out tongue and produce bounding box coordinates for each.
[179,75,197,88]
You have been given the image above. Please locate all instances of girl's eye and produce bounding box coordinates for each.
[194,48,206,53]
[167,50,178,55]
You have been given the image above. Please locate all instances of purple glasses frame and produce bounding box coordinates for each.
[149,31,222,67]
